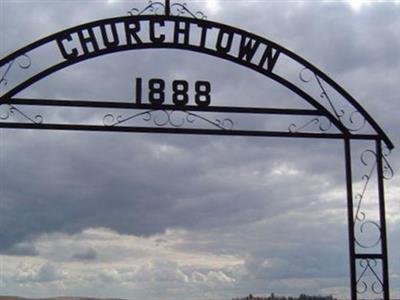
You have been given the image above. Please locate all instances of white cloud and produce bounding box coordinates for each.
[14,262,67,283]
[205,0,221,14]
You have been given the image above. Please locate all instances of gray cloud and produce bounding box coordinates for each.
[14,262,66,283]
[1,242,39,257]
[72,247,98,261]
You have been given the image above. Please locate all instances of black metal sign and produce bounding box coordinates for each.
[0,1,394,299]
[55,17,280,73]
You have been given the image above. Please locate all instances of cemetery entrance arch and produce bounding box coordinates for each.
[0,2,394,299]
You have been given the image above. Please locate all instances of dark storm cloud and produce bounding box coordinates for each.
[0,129,344,252]
[1,241,39,256]
[0,0,390,236]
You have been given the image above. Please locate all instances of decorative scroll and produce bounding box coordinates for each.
[0,104,43,124]
[103,110,234,130]
[0,54,31,88]
[128,0,207,19]
[356,259,383,295]
[298,67,367,133]
[170,2,207,19]
[354,148,394,249]
[128,1,165,16]
[288,116,332,133]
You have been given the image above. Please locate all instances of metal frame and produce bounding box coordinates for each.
[0,1,394,299]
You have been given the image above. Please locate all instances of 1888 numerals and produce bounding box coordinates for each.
[135,78,211,107]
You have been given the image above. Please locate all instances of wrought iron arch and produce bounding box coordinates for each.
[0,2,394,300]
[0,14,394,149]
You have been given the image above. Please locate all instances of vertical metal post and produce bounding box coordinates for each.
[165,0,170,16]
[376,140,390,300]
[344,138,357,300]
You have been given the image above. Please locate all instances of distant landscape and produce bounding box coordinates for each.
[0,295,340,300]
[0,297,125,300]
[2,295,397,300]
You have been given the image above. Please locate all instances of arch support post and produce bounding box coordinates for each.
[344,138,391,300]
[376,140,390,300]
[344,138,357,300]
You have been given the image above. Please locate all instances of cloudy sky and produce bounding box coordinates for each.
[0,0,399,299]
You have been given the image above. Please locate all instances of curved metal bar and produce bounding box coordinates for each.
[0,15,393,149]
[285,46,393,150]
[356,259,384,295]
[0,46,349,136]
[299,68,367,133]
[0,17,348,136]
[355,220,381,249]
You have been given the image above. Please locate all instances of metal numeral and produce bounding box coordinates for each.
[135,78,211,107]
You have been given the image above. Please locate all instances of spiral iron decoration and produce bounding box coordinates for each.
[288,116,332,133]
[0,104,43,124]
[170,2,207,19]
[103,110,233,130]
[186,111,233,130]
[0,54,31,88]
[299,67,367,132]
[128,0,207,19]
[354,148,394,249]
[128,1,165,16]
[103,110,152,127]
[356,259,383,295]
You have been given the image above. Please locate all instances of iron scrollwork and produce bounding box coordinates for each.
[356,259,384,295]
[298,67,367,133]
[0,104,43,124]
[354,148,393,249]
[128,0,207,19]
[128,1,165,16]
[103,110,234,130]
[288,116,332,133]
[0,54,31,88]
[169,2,207,19]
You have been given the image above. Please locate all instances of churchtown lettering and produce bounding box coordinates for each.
[56,17,280,73]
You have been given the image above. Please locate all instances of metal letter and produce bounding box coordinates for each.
[197,23,212,48]
[259,45,280,73]
[135,77,142,104]
[77,28,100,55]
[216,29,233,55]
[238,35,260,63]
[124,19,143,45]
[150,20,166,44]
[56,33,79,60]
[100,22,120,49]
[174,21,191,45]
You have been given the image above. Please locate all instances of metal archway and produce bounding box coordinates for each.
[0,2,394,299]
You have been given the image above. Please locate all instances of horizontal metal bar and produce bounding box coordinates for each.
[355,254,383,259]
[4,98,323,116]
[0,122,380,141]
